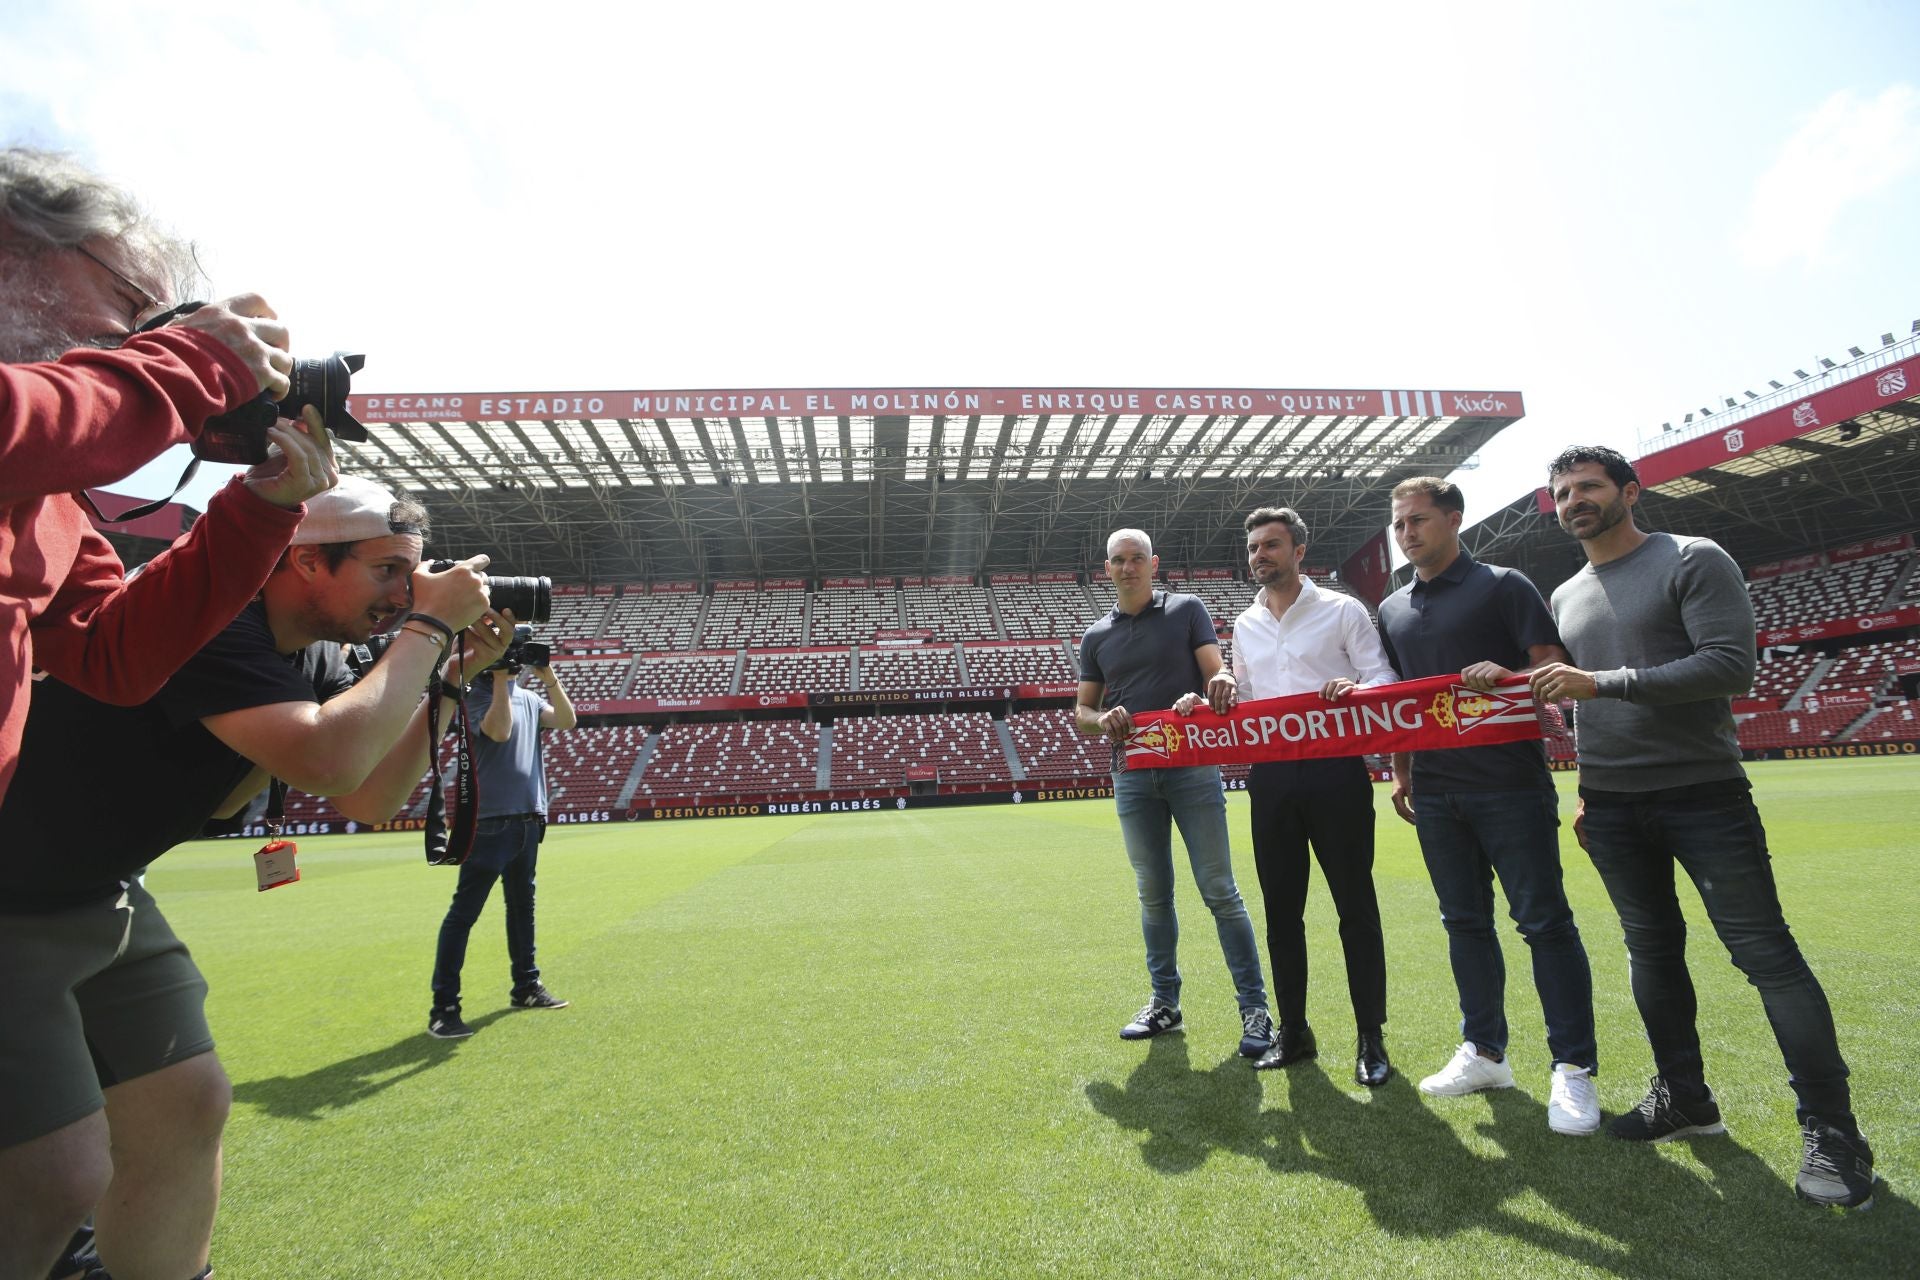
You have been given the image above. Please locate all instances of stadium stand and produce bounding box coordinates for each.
[1749,651,1822,701]
[741,647,852,694]
[1006,708,1110,781]
[701,587,806,648]
[809,587,900,644]
[994,580,1098,639]
[633,721,820,799]
[1813,636,1920,698]
[1166,572,1252,626]
[545,589,614,640]
[628,651,738,699]
[900,583,1000,640]
[857,643,962,690]
[545,724,650,810]
[961,641,1075,686]
[1748,551,1913,631]
[829,712,1010,788]
[1853,701,1920,740]
[602,591,703,650]
[538,657,633,703]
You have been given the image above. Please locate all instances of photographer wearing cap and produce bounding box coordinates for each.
[426,625,576,1039]
[1,146,325,814]
[0,475,510,1280]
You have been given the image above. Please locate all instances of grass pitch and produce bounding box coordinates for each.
[152,760,1917,1278]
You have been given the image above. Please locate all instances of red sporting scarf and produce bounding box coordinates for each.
[1122,673,1560,769]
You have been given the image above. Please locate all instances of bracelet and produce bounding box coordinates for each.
[399,622,448,650]
[404,612,458,646]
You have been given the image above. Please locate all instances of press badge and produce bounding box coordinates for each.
[255,839,301,891]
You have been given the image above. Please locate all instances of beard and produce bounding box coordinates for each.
[1562,495,1629,540]
[0,255,97,363]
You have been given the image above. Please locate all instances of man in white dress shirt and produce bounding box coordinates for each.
[1222,507,1399,1084]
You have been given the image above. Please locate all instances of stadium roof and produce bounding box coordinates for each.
[334,384,1525,586]
[1465,330,1920,595]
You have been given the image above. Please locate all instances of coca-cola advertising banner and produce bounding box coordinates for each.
[1827,533,1913,564]
[1637,360,1916,489]
[350,386,1526,423]
[1758,606,1920,646]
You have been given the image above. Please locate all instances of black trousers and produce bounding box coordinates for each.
[1248,755,1386,1030]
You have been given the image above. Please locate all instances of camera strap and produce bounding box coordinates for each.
[80,302,212,525]
[425,655,480,866]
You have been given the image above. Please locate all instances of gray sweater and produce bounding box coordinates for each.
[1550,532,1757,791]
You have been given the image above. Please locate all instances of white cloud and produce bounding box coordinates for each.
[1737,84,1920,269]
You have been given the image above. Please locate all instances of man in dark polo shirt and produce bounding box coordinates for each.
[1077,528,1273,1058]
[1376,476,1600,1136]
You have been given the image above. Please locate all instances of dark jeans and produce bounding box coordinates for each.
[1413,789,1596,1070]
[1580,780,1852,1123]
[1249,756,1386,1030]
[431,814,544,1010]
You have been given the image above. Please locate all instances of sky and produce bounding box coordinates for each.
[5,0,1918,545]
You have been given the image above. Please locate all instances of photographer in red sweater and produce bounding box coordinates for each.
[0,146,330,815]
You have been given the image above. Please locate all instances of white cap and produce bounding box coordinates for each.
[289,475,422,545]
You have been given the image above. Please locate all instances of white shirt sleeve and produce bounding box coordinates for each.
[1343,600,1399,687]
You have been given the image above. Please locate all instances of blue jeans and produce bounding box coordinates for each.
[1112,765,1267,1012]
[431,815,544,1010]
[1580,780,1852,1123]
[1413,789,1596,1070]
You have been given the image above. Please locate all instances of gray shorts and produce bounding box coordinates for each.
[0,882,214,1148]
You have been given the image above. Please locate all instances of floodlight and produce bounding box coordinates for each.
[1794,369,1810,379]
[1883,334,1896,347]
[1724,397,1737,409]
[1847,347,1865,359]
[1768,380,1784,390]
[1744,390,1759,400]
[1819,358,1836,370]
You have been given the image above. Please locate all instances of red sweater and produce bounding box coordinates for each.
[1,329,306,805]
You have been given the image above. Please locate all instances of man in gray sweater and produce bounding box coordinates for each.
[1529,445,1876,1211]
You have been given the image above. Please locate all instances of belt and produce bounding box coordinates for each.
[489,811,545,822]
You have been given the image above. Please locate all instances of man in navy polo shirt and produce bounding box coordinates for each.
[1077,528,1273,1058]
[1375,476,1599,1135]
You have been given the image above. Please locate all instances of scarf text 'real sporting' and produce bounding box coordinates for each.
[1120,673,1563,769]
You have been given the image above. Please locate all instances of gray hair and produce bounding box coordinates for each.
[1106,528,1153,558]
[0,147,200,299]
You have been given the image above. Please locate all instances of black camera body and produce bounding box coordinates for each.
[425,560,552,623]
[485,623,551,676]
[194,352,369,465]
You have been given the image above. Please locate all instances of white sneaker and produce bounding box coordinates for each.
[1547,1063,1601,1135]
[1418,1041,1516,1096]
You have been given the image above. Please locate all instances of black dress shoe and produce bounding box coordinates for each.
[1355,1029,1392,1088]
[1254,1022,1317,1070]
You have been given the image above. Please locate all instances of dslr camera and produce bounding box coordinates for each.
[130,301,371,466]
[194,351,369,465]
[486,624,551,676]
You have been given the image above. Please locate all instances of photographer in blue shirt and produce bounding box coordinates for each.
[428,626,577,1038]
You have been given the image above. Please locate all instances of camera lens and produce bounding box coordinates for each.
[486,575,552,623]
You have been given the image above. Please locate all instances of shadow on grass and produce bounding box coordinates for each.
[1086,1043,1917,1278]
[230,1012,509,1121]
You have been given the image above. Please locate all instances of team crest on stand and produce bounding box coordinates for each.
[1877,367,1908,398]
[1427,685,1538,735]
